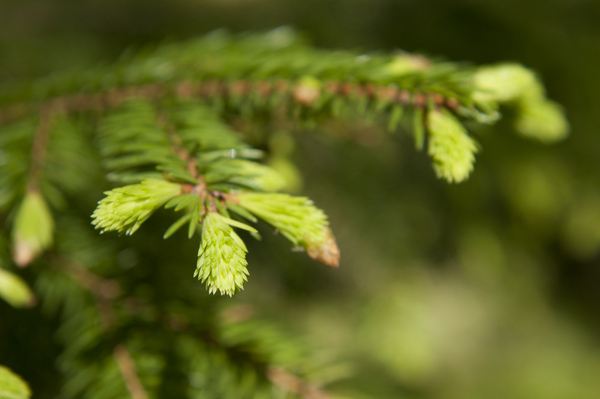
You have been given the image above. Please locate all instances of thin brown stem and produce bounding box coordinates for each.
[157,112,223,217]
[0,80,461,126]
[114,344,149,399]
[157,112,200,181]
[58,259,121,300]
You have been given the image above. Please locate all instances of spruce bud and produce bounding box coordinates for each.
[473,63,544,103]
[11,190,54,267]
[0,267,36,307]
[427,109,478,183]
[515,99,569,143]
[195,212,249,296]
[237,192,339,266]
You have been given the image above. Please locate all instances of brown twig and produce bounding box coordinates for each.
[58,259,121,300]
[0,79,461,126]
[114,344,149,399]
[157,112,200,180]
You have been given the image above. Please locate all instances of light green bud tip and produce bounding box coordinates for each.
[427,109,478,183]
[12,191,54,267]
[0,268,35,308]
[237,193,328,247]
[515,99,569,142]
[472,63,544,103]
[0,365,31,399]
[382,54,431,77]
[195,212,249,296]
[292,76,321,105]
[92,179,181,235]
[473,63,569,143]
[238,192,339,266]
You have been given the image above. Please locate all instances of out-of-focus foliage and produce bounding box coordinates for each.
[0,365,31,399]
[1,1,599,398]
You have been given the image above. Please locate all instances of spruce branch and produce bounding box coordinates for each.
[96,99,193,184]
[28,216,331,397]
[0,30,568,189]
[91,98,337,294]
[0,27,575,399]
[0,79,463,126]
[53,255,148,399]
[0,30,568,152]
[3,30,569,299]
[52,254,120,328]
[53,255,325,396]
[2,28,568,292]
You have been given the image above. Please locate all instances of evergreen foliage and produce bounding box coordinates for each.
[0,28,568,398]
[0,266,35,308]
[0,365,31,399]
[195,212,250,296]
[426,109,478,183]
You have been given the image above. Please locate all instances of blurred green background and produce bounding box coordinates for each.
[1,0,600,398]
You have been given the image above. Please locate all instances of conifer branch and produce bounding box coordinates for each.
[54,255,118,327]
[54,256,149,399]
[0,30,569,189]
[0,28,572,399]
[0,79,461,125]
[4,30,568,297]
[54,255,323,397]
[0,84,167,125]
